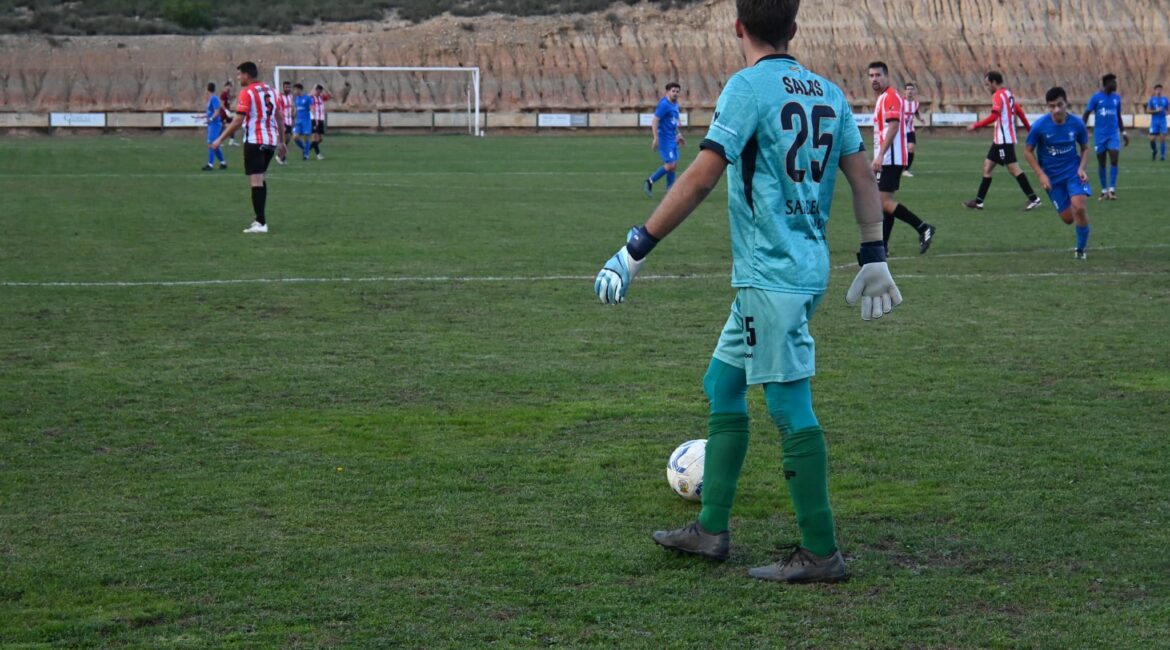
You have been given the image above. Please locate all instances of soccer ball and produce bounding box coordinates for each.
[666,439,706,501]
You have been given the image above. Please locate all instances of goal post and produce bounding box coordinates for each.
[272,65,483,136]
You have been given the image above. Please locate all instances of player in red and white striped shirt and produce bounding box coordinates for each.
[963,71,1042,211]
[902,82,925,176]
[212,61,287,234]
[277,81,293,165]
[309,84,332,160]
[869,61,936,253]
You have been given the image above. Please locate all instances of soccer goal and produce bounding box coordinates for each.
[272,65,483,136]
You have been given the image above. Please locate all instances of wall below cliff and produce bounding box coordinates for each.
[2,0,1167,113]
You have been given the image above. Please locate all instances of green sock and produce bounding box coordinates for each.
[781,426,837,556]
[697,412,750,534]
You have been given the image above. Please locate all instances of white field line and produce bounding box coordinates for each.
[3,245,1168,288]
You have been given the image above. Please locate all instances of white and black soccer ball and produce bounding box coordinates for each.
[666,439,706,501]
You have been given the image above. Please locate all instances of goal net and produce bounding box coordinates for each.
[272,65,483,136]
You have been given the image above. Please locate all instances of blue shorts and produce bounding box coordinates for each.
[206,123,223,144]
[1046,176,1093,214]
[712,288,823,385]
[1094,132,1121,153]
[294,121,313,136]
[1150,119,1167,136]
[658,143,679,164]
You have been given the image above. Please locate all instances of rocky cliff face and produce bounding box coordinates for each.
[2,0,1168,113]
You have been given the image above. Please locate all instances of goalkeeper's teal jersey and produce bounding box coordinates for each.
[700,54,864,294]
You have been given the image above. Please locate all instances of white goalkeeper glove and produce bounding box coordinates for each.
[845,241,903,321]
[595,226,657,304]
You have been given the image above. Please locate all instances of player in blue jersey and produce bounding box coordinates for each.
[1024,87,1093,260]
[595,0,903,584]
[202,82,227,171]
[644,82,685,197]
[1146,84,1168,161]
[1083,73,1128,200]
[291,83,315,161]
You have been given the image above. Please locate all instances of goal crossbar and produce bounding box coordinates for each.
[273,65,482,136]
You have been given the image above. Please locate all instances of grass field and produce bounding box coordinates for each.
[2,132,1169,648]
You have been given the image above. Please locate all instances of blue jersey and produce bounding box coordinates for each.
[1085,91,1122,138]
[700,54,863,294]
[654,96,679,142]
[206,95,223,138]
[1026,114,1088,184]
[1148,95,1169,119]
[294,94,314,125]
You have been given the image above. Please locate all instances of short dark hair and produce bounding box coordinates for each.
[237,61,259,79]
[314,84,324,91]
[1045,86,1068,103]
[736,0,801,49]
[293,83,304,90]
[665,82,680,92]
[1102,73,1117,85]
[986,71,1004,85]
[282,80,290,87]
[868,61,888,75]
[904,82,916,89]
[224,80,232,87]
[1157,84,1165,90]
[206,82,216,92]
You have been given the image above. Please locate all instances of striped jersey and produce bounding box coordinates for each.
[235,82,282,146]
[990,88,1026,144]
[282,92,294,125]
[311,93,330,121]
[903,98,919,134]
[873,86,907,166]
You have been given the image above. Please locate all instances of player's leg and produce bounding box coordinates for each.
[880,167,935,253]
[243,145,274,233]
[1151,129,1158,160]
[664,161,677,189]
[1161,133,1167,160]
[905,132,916,175]
[646,146,674,196]
[1006,156,1042,210]
[1095,146,1108,199]
[1107,148,1120,198]
[965,153,997,209]
[1067,181,1092,258]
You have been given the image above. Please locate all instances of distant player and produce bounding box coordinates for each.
[310,84,331,160]
[902,82,924,176]
[1146,84,1168,161]
[1023,87,1093,260]
[278,80,294,164]
[1083,73,1127,200]
[219,80,238,147]
[211,61,286,234]
[292,83,314,161]
[869,62,936,253]
[597,0,904,584]
[644,82,686,197]
[962,71,1042,211]
[202,82,227,171]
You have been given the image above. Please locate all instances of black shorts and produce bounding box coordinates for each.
[906,131,917,145]
[312,120,326,136]
[243,143,275,175]
[987,143,1018,165]
[877,164,903,193]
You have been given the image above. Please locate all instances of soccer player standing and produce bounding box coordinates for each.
[310,84,331,160]
[277,80,294,164]
[869,62,936,253]
[211,61,286,234]
[219,81,238,147]
[1083,73,1127,200]
[292,83,315,161]
[644,82,686,197]
[595,0,904,584]
[1146,84,1168,161]
[902,82,923,177]
[202,82,227,171]
[1023,87,1093,260]
[962,71,1042,211]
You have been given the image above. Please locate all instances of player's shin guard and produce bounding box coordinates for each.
[780,426,837,557]
[665,171,676,188]
[251,185,267,225]
[649,167,667,184]
[697,413,751,535]
[976,177,993,203]
[1076,224,1090,251]
[1014,173,1038,201]
[215,148,225,163]
[207,148,216,166]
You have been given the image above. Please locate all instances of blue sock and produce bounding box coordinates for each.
[1075,224,1090,251]
[666,171,676,188]
[215,148,225,163]
[1098,166,1107,191]
[649,167,667,183]
[207,148,215,166]
[1162,142,1166,159]
[1109,165,1118,189]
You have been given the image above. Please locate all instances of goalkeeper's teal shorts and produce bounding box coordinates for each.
[712,288,823,385]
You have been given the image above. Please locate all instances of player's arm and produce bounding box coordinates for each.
[969,107,1000,131]
[840,151,902,320]
[1077,141,1091,181]
[212,112,245,149]
[1081,97,1094,124]
[1021,144,1050,191]
[649,115,660,150]
[594,149,726,304]
[1014,103,1031,131]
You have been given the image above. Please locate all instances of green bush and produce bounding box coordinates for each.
[162,0,215,31]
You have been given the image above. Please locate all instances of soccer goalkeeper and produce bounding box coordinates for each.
[594,0,903,584]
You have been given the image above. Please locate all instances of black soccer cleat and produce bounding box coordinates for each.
[748,544,848,584]
[962,199,984,210]
[644,178,654,198]
[651,521,729,562]
[918,224,936,254]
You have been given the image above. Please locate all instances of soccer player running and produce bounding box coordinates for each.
[962,71,1042,211]
[1146,84,1168,161]
[1083,73,1127,200]
[310,84,331,160]
[292,83,315,161]
[1022,87,1093,260]
[202,82,227,171]
[595,0,904,584]
[902,82,924,177]
[869,62,936,253]
[211,61,287,234]
[644,82,686,197]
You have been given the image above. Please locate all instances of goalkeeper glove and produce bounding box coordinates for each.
[845,241,903,321]
[594,226,658,304]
